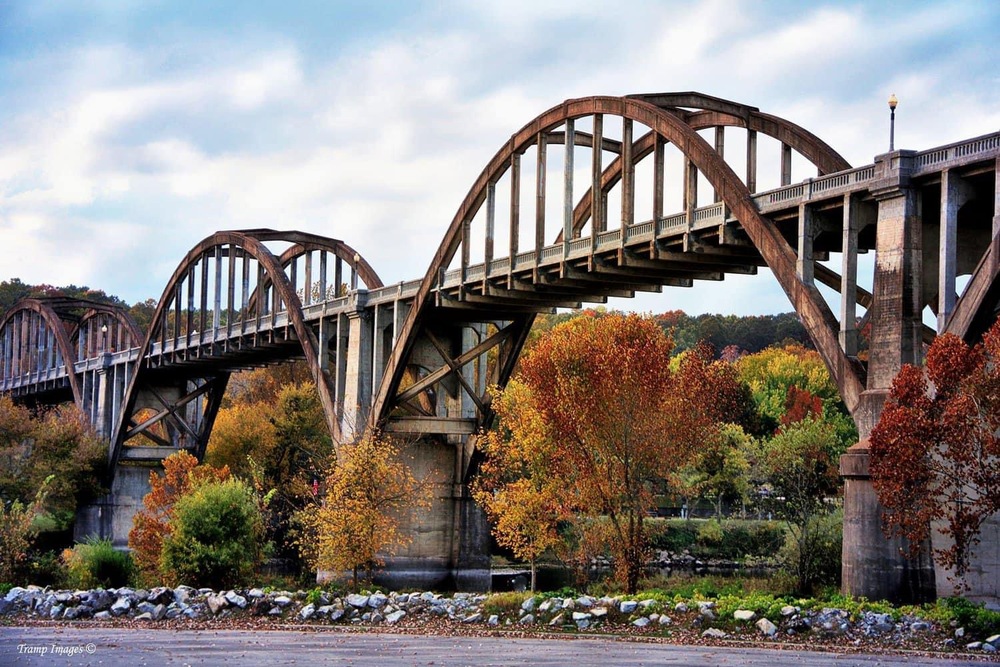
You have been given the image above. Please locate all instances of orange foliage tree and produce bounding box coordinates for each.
[496,313,717,593]
[128,451,230,584]
[870,320,1000,585]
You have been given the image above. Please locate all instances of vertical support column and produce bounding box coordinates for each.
[714,126,725,203]
[563,119,575,255]
[780,142,792,186]
[938,169,959,331]
[484,182,496,274]
[509,152,520,261]
[842,151,934,603]
[683,158,697,228]
[797,203,814,285]
[591,114,604,238]
[535,131,546,269]
[840,194,859,356]
[340,309,372,443]
[621,118,634,235]
[653,136,664,222]
[746,129,758,194]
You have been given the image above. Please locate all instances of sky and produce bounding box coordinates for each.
[1,0,998,317]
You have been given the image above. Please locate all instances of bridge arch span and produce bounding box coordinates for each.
[109,229,383,473]
[0,298,84,404]
[373,94,865,430]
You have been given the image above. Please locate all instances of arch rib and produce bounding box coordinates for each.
[0,299,83,404]
[373,95,865,425]
[110,230,346,474]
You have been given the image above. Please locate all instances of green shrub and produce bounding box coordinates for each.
[647,519,786,561]
[30,549,67,588]
[63,538,134,589]
[646,519,697,552]
[697,520,724,548]
[160,478,263,589]
[482,591,532,616]
[0,582,12,596]
[779,509,842,594]
[933,597,1000,638]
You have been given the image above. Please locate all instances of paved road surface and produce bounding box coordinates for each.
[0,626,991,666]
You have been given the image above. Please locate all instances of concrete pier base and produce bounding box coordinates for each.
[841,441,935,603]
[74,463,154,548]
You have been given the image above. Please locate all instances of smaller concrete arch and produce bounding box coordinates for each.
[0,298,83,404]
[71,305,143,357]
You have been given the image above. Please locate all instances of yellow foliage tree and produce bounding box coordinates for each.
[472,381,562,591]
[297,431,430,588]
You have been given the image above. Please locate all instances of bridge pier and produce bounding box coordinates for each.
[74,462,154,548]
[841,151,936,603]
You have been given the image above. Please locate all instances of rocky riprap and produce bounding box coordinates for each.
[2,585,998,656]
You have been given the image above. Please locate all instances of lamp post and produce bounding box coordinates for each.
[888,93,898,152]
[100,324,108,350]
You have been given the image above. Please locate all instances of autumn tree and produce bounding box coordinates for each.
[0,399,105,530]
[505,313,716,593]
[296,431,430,588]
[737,343,857,444]
[128,451,230,584]
[870,321,1000,586]
[756,417,843,593]
[472,381,562,591]
[0,476,52,583]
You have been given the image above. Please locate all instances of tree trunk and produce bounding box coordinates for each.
[530,558,537,592]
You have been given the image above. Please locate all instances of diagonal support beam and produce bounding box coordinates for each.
[396,324,515,405]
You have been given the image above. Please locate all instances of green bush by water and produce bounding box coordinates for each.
[64,538,134,589]
[646,518,785,561]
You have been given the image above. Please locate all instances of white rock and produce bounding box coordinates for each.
[780,605,797,617]
[488,614,499,626]
[273,595,293,607]
[572,611,591,621]
[538,600,553,613]
[224,591,247,609]
[385,610,406,624]
[734,609,757,622]
[674,602,689,613]
[658,615,672,625]
[206,593,228,615]
[620,600,638,614]
[986,634,1000,646]
[462,613,482,623]
[633,617,651,627]
[702,628,728,639]
[299,603,316,620]
[591,607,608,618]
[756,618,778,637]
[368,593,388,609]
[110,597,131,616]
[576,619,590,630]
[519,613,535,624]
[548,613,564,626]
[346,594,369,608]
[521,596,536,612]
[638,599,656,609]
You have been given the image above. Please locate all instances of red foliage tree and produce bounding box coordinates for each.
[870,320,1000,584]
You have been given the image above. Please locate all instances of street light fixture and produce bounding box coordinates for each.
[888,94,898,152]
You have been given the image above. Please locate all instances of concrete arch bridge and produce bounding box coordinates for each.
[2,92,998,597]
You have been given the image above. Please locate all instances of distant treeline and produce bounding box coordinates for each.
[529,308,810,357]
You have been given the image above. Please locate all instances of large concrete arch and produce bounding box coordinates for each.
[373,95,865,426]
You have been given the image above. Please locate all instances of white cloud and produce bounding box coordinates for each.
[0,1,997,318]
